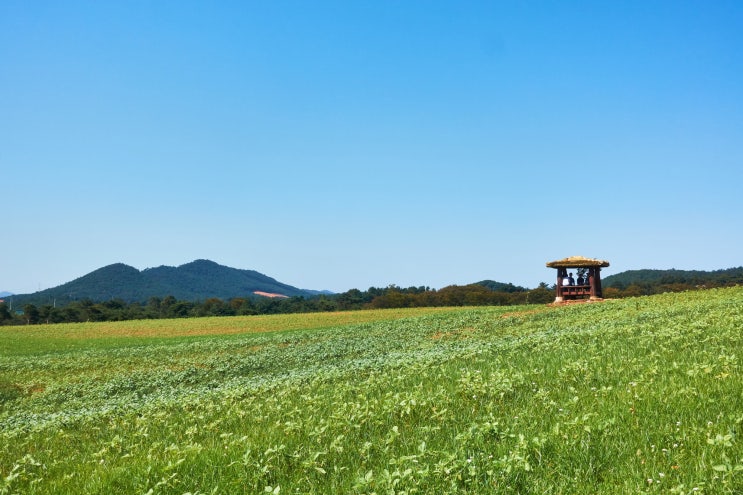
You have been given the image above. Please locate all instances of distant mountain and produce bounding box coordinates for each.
[9,260,322,307]
[302,289,336,296]
[0,291,13,298]
[474,280,528,293]
[603,267,743,288]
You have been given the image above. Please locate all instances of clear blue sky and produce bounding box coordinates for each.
[2,1,742,295]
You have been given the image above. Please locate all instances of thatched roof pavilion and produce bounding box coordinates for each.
[546,256,610,303]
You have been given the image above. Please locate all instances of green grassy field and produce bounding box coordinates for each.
[1,288,741,494]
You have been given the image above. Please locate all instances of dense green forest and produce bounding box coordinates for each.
[601,266,743,297]
[2,265,741,325]
[0,283,553,325]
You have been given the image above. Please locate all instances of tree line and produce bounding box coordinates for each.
[601,266,743,298]
[603,281,739,299]
[1,275,740,326]
[0,283,554,326]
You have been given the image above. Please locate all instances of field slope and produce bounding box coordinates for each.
[1,288,741,494]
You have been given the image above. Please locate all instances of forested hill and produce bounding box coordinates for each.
[602,267,743,289]
[9,260,317,306]
[474,280,528,293]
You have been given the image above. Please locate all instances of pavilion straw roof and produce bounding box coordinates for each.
[546,256,610,268]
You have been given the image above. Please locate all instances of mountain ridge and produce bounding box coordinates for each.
[8,260,322,307]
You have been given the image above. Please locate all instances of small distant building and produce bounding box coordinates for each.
[546,255,610,303]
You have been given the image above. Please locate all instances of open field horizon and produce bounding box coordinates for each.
[1,287,741,493]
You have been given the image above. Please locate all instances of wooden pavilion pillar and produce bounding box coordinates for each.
[588,267,597,299]
[587,266,604,299]
[555,267,567,302]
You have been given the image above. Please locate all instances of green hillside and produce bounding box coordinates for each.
[603,266,743,288]
[474,280,528,292]
[1,287,741,493]
[9,259,314,306]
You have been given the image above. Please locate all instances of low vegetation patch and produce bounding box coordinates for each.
[1,288,741,493]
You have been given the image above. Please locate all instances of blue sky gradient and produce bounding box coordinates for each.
[2,1,742,294]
